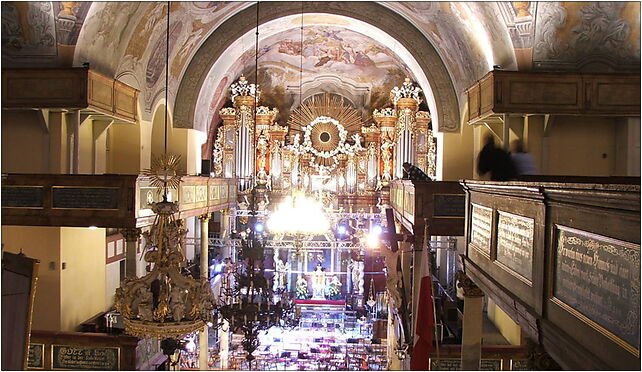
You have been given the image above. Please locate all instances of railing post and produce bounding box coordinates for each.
[120,228,141,278]
[457,270,485,371]
[199,213,210,370]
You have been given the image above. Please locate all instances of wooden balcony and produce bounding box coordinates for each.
[466,71,640,125]
[2,68,139,124]
[460,176,640,370]
[1,174,236,228]
[389,180,466,237]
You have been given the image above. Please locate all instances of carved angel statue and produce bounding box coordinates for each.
[256,167,269,188]
[137,286,154,321]
[169,285,186,321]
[211,131,224,176]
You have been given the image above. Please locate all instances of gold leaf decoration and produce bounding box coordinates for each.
[288,93,363,134]
[142,153,183,195]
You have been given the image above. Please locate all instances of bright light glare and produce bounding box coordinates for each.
[371,225,382,235]
[254,222,265,233]
[366,233,380,248]
[337,225,347,235]
[267,194,330,235]
[88,225,98,230]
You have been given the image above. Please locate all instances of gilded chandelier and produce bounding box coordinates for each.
[115,154,215,339]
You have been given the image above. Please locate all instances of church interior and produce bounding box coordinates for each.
[1,1,640,371]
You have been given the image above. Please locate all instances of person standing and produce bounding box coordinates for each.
[477,134,517,181]
[510,139,537,175]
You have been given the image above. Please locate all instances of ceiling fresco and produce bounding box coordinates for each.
[533,2,640,71]
[1,2,57,60]
[192,14,425,134]
[1,2,639,129]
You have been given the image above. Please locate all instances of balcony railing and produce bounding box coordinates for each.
[460,176,640,370]
[1,174,236,228]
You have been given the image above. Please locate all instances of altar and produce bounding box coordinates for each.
[267,243,365,304]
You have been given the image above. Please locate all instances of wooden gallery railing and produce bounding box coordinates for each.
[460,177,640,370]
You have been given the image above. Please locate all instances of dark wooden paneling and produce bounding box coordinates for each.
[461,177,641,370]
[465,71,641,124]
[2,174,138,228]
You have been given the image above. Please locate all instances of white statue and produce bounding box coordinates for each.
[273,257,289,292]
[350,259,365,296]
[311,263,327,299]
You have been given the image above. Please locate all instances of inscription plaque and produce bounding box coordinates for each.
[497,211,534,281]
[470,204,492,256]
[553,226,640,351]
[481,359,503,370]
[2,186,43,208]
[52,187,119,209]
[52,345,119,370]
[430,358,461,370]
[433,194,465,217]
[510,359,531,370]
[27,343,44,369]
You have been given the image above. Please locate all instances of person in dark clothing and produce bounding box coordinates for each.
[402,162,433,181]
[477,135,517,181]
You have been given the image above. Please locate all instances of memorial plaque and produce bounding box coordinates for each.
[470,204,492,256]
[433,194,465,217]
[52,187,119,209]
[52,345,119,370]
[2,186,43,208]
[27,343,44,369]
[430,358,461,370]
[496,211,534,281]
[553,226,641,352]
[481,359,503,370]
[195,185,207,203]
[510,359,531,370]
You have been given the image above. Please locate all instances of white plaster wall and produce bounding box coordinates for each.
[105,260,121,309]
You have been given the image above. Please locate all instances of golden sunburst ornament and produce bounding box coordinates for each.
[287,93,363,134]
[143,154,183,196]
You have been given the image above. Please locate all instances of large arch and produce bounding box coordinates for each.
[174,1,460,133]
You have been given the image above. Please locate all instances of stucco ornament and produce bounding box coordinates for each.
[390,78,423,106]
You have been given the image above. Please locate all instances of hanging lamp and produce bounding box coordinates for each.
[114,0,214,356]
[211,2,299,369]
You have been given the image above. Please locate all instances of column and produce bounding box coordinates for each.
[199,214,210,370]
[70,110,80,174]
[457,271,485,370]
[120,228,141,278]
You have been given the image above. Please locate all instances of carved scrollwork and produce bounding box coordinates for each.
[456,270,484,297]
